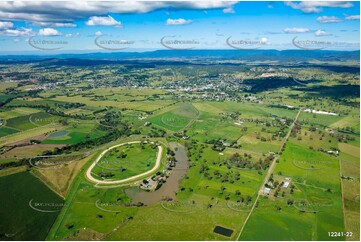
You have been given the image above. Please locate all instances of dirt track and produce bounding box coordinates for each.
[86,141,163,185]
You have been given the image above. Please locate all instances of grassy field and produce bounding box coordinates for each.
[6,114,37,131]
[187,113,243,142]
[42,120,105,145]
[91,143,158,180]
[0,126,19,137]
[0,165,28,177]
[240,197,316,240]
[108,193,249,240]
[4,112,61,131]
[32,155,92,197]
[193,101,298,119]
[0,107,41,120]
[0,171,63,240]
[0,125,63,146]
[240,139,345,241]
[339,141,360,241]
[148,102,199,132]
[47,137,254,241]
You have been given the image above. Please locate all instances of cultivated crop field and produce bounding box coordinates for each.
[0,172,63,241]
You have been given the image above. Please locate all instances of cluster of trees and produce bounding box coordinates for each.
[219,111,241,121]
[147,126,166,138]
[56,102,85,110]
[99,111,122,127]
[228,152,273,170]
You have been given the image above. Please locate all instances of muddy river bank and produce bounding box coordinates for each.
[125,142,189,205]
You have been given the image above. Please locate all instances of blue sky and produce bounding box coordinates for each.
[0,1,359,53]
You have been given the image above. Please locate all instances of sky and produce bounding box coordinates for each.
[0,1,359,53]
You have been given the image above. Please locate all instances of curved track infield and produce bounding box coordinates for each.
[86,141,163,185]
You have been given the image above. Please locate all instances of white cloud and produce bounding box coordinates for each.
[95,31,102,36]
[33,22,76,28]
[283,28,310,33]
[166,18,192,25]
[0,21,13,29]
[260,37,268,43]
[285,1,353,13]
[0,2,236,23]
[223,7,235,14]
[38,28,61,36]
[267,4,274,9]
[0,27,34,36]
[51,23,76,28]
[316,16,342,23]
[86,15,121,26]
[65,32,80,38]
[345,15,360,20]
[315,30,331,36]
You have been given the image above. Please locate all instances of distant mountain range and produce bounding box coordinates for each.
[0,49,359,63]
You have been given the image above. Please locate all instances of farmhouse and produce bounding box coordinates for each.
[283,182,290,188]
[327,150,339,155]
[221,140,231,147]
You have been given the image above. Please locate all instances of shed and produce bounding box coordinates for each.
[283,181,290,188]
[264,187,271,195]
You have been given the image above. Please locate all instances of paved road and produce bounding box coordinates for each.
[236,108,302,240]
[86,141,163,185]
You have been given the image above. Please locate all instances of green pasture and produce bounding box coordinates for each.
[91,143,158,180]
[149,102,198,132]
[0,126,19,137]
[0,172,63,241]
